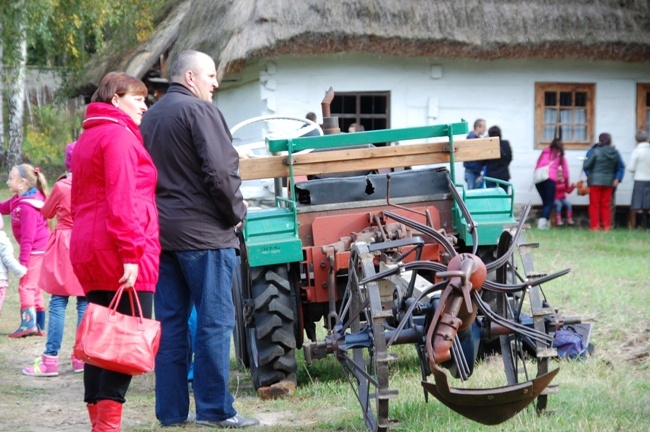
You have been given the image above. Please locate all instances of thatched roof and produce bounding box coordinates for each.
[82,0,190,87]
[84,0,650,87]
[171,0,650,77]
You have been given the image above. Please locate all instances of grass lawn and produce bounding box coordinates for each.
[130,227,650,432]
[0,180,647,431]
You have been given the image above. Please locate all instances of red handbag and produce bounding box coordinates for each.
[74,284,161,376]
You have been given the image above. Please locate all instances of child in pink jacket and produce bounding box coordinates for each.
[554,168,576,225]
[0,164,50,338]
[23,162,88,376]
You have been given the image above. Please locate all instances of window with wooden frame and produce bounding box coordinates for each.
[636,83,650,136]
[534,83,595,149]
[330,92,391,136]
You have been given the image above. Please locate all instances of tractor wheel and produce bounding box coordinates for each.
[493,229,555,413]
[248,265,298,389]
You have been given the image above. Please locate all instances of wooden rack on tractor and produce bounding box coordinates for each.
[233,108,577,430]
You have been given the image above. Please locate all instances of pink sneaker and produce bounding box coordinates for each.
[71,354,84,373]
[22,354,59,377]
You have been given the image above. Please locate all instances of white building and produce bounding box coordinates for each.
[82,0,650,207]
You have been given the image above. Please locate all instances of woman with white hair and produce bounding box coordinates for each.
[628,130,650,229]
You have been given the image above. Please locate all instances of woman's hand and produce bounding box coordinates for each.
[120,263,139,288]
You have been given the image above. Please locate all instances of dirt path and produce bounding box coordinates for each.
[0,329,87,431]
[0,318,321,431]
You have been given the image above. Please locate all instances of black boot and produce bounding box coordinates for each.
[636,213,647,230]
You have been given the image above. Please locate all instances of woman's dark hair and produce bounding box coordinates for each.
[598,133,612,146]
[549,138,564,158]
[91,72,147,104]
[487,126,501,139]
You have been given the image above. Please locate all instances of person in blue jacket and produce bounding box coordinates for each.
[463,119,487,189]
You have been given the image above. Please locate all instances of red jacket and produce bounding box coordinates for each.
[70,102,160,294]
[554,181,575,201]
[0,192,50,265]
[39,177,84,297]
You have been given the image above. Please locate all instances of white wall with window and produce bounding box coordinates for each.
[216,54,650,205]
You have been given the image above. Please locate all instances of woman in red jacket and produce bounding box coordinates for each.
[70,72,160,432]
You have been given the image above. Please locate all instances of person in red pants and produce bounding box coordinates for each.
[583,133,624,231]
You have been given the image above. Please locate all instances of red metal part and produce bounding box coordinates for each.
[423,254,560,425]
[298,206,445,306]
[432,297,464,364]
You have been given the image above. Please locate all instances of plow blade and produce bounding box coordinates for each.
[422,366,559,425]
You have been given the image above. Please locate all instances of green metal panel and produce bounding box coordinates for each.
[266,122,469,153]
[244,121,509,264]
[244,202,303,267]
[454,177,516,246]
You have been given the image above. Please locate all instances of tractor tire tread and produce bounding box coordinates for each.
[248,266,298,390]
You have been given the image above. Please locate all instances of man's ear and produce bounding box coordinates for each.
[111,94,120,108]
[184,70,194,88]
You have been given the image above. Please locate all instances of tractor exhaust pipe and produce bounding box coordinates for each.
[320,87,340,135]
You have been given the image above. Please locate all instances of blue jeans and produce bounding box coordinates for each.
[554,199,572,213]
[187,306,197,381]
[44,295,87,356]
[465,171,481,190]
[155,249,237,425]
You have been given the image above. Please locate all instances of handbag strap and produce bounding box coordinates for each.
[107,284,145,321]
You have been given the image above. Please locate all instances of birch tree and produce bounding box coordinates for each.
[1,0,161,165]
[0,1,28,168]
[5,1,27,168]
[0,17,5,161]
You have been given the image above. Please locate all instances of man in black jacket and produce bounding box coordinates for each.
[484,125,513,189]
[141,50,258,429]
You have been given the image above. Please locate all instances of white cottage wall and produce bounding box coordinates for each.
[216,77,265,142]
[216,54,650,206]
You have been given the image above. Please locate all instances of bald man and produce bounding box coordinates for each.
[141,50,258,429]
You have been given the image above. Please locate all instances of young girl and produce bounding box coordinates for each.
[23,166,88,376]
[0,164,50,338]
[534,139,570,229]
[554,168,576,226]
[0,218,28,313]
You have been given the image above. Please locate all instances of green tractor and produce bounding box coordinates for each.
[233,118,571,430]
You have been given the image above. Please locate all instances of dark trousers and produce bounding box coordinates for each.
[535,179,556,219]
[83,290,153,404]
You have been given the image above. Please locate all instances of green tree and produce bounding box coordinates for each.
[1,0,162,166]
[29,0,160,95]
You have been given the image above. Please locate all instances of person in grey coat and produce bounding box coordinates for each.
[583,132,623,231]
